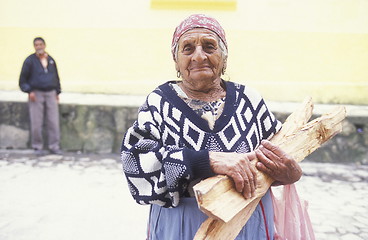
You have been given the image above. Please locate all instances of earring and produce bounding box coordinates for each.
[221,67,226,75]
[177,71,181,78]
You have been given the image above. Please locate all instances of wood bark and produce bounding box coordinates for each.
[193,98,346,240]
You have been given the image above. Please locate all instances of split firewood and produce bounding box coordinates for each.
[194,97,314,223]
[193,98,346,240]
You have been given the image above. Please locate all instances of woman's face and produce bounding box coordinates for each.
[175,28,224,88]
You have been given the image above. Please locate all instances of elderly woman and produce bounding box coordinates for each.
[121,14,302,240]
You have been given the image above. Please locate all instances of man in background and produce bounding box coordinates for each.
[19,37,62,155]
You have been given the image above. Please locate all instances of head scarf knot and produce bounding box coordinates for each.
[171,14,227,59]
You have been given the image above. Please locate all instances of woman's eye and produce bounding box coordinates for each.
[205,44,216,51]
[183,45,193,52]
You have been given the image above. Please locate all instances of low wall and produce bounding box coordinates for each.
[0,101,138,154]
[0,92,367,164]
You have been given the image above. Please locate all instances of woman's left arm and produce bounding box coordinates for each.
[255,140,302,185]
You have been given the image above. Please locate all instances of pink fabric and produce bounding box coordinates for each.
[271,184,316,240]
[171,14,227,58]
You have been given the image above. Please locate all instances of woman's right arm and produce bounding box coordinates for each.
[121,94,213,208]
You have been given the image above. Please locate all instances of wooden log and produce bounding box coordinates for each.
[194,199,260,240]
[194,97,314,223]
[193,101,346,240]
[269,97,314,144]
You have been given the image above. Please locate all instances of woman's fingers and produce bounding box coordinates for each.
[256,161,273,176]
[224,156,256,199]
[248,165,258,198]
[239,154,257,199]
[240,166,252,198]
[209,151,258,199]
[255,147,276,170]
[255,140,303,184]
[229,162,251,198]
[245,151,257,161]
[260,140,284,156]
[232,172,245,193]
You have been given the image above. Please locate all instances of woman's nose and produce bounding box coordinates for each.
[192,46,207,62]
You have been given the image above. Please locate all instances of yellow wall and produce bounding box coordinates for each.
[0,0,367,104]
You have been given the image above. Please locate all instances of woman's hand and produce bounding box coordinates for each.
[255,140,302,185]
[209,152,257,199]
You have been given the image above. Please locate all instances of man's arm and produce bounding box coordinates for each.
[53,59,61,94]
[19,58,32,93]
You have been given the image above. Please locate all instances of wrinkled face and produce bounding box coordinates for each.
[34,40,46,55]
[175,28,225,86]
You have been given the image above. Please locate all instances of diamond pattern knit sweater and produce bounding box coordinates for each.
[121,80,281,208]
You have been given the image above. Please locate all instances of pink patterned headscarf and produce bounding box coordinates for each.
[171,14,227,59]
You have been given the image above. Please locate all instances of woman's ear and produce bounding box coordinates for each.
[222,58,227,75]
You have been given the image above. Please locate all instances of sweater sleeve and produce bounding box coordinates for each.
[19,57,32,93]
[120,93,213,208]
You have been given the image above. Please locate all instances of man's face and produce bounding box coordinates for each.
[34,40,46,55]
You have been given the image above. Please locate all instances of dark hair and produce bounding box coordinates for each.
[33,37,45,44]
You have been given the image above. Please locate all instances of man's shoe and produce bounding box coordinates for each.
[49,149,63,155]
[34,149,48,156]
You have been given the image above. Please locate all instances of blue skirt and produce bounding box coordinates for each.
[147,190,274,240]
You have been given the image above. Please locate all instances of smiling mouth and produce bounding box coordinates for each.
[190,66,211,71]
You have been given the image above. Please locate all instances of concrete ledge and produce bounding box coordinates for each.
[1,90,367,163]
[0,90,146,107]
[2,90,367,116]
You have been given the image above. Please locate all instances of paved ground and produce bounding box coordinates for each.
[0,150,367,240]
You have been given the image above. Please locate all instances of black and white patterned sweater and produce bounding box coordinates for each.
[121,80,281,208]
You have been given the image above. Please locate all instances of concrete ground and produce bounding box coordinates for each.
[0,150,367,240]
